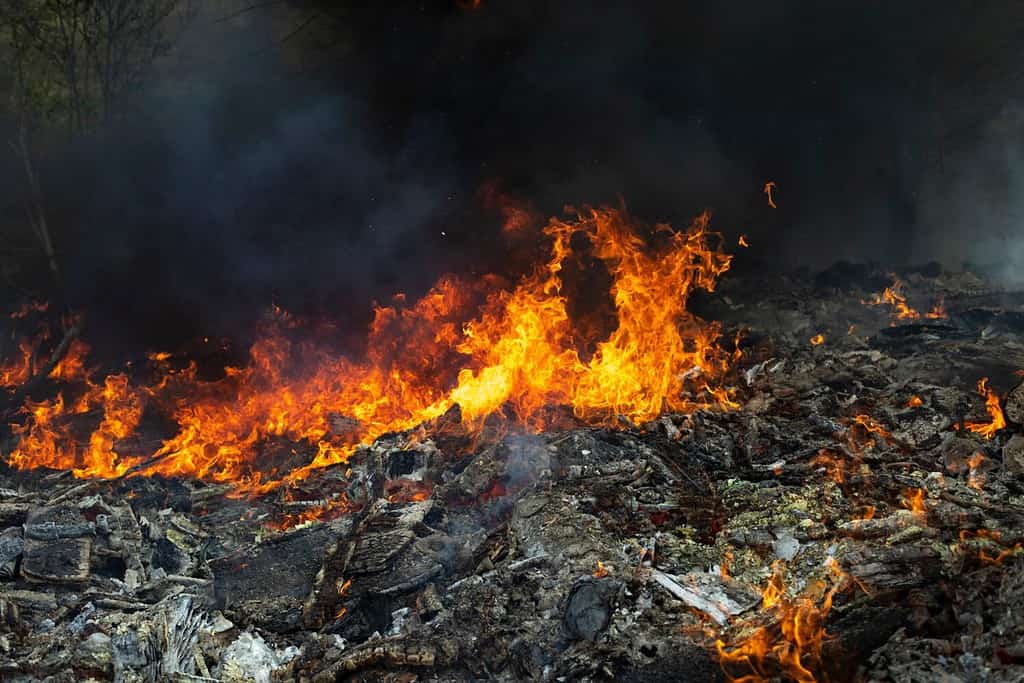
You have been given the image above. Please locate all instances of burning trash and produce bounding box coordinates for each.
[2,222,1024,682]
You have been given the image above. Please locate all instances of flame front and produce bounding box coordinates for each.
[4,207,737,492]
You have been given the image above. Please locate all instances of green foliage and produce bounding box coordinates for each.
[0,0,192,134]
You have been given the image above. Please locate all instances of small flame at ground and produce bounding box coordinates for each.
[717,559,847,683]
[809,334,824,346]
[862,277,947,325]
[964,378,1006,439]
[901,488,927,518]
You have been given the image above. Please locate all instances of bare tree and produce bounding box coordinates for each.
[0,0,193,287]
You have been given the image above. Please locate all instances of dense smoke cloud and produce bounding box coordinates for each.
[1,0,1021,349]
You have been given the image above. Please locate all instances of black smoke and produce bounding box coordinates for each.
[2,0,1021,351]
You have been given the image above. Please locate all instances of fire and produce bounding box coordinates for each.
[386,479,432,503]
[958,530,1022,566]
[7,373,144,479]
[763,181,777,209]
[862,277,947,325]
[333,577,353,620]
[267,494,352,531]
[593,561,610,578]
[760,560,786,609]
[964,377,1005,439]
[901,488,926,518]
[811,449,850,485]
[48,339,91,383]
[967,451,988,490]
[925,297,947,319]
[856,505,876,521]
[905,395,924,408]
[843,414,895,453]
[720,551,734,579]
[716,559,845,683]
[5,207,739,495]
[738,235,750,248]
[0,337,35,388]
[809,334,824,346]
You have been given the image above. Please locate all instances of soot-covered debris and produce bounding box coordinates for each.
[1,265,1024,682]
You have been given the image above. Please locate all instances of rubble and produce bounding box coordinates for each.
[1,264,1024,681]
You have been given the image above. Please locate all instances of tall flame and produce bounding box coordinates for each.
[5,207,738,492]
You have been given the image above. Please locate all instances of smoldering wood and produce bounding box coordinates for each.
[0,266,1023,680]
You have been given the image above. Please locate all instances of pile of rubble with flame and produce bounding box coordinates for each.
[2,239,1024,679]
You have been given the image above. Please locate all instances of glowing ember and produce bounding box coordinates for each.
[267,494,352,531]
[843,414,895,453]
[964,377,1006,439]
[6,207,738,493]
[810,449,850,485]
[738,234,750,248]
[905,395,924,408]
[593,561,610,578]
[809,334,824,346]
[959,530,1023,566]
[924,297,947,320]
[763,181,777,209]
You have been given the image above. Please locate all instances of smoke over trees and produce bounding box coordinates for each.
[0,1,1021,347]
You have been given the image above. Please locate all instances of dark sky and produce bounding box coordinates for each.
[5,0,1022,349]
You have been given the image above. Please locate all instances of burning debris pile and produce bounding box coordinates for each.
[1,210,1024,681]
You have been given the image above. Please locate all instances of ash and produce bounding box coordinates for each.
[2,264,1024,682]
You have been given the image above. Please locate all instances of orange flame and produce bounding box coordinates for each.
[905,395,923,408]
[856,505,876,521]
[959,530,1022,566]
[763,182,777,209]
[964,377,1005,439]
[268,494,352,532]
[809,334,824,346]
[6,207,738,495]
[0,337,36,388]
[862,277,947,325]
[593,561,610,578]
[901,488,926,518]
[738,235,750,248]
[717,559,845,683]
